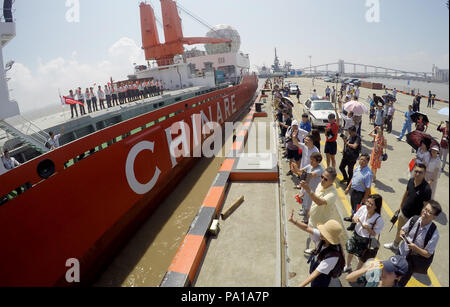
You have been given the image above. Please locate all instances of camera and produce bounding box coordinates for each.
[326,128,334,139]
[298,172,308,182]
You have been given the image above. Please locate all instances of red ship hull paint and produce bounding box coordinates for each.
[0,75,258,286]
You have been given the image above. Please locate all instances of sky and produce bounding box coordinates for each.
[2,0,449,112]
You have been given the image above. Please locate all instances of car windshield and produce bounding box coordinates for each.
[311,102,334,110]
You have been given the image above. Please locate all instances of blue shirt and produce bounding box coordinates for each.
[351,166,373,192]
[404,111,414,124]
[300,121,312,132]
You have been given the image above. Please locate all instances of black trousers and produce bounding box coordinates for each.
[339,156,356,182]
[99,98,105,110]
[106,95,111,107]
[112,94,118,106]
[91,97,98,111]
[386,115,393,133]
[86,100,92,113]
[79,100,86,115]
[350,189,365,216]
[70,104,78,118]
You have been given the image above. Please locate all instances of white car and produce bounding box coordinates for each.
[304,99,337,128]
[289,84,299,95]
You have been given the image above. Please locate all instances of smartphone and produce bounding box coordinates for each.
[401,234,410,245]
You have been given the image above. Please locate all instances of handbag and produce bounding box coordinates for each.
[360,216,381,262]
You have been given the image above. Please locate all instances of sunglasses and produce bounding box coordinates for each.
[414,170,424,174]
[321,176,328,181]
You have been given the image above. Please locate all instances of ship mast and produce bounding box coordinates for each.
[0,0,20,120]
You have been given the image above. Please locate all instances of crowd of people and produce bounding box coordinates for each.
[65,80,164,119]
[267,77,445,287]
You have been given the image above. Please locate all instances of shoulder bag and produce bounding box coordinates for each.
[360,215,381,262]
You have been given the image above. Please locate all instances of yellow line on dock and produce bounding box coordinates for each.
[323,141,442,287]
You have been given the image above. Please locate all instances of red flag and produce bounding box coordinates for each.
[63,96,84,106]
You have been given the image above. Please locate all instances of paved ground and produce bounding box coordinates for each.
[281,77,448,287]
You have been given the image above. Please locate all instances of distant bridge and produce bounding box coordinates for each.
[297,60,437,81]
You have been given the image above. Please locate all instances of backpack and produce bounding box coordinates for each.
[406,216,437,274]
[408,216,436,250]
[316,242,346,278]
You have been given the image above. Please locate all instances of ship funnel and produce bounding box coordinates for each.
[140,2,161,60]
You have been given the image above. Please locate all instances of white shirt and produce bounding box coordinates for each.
[399,217,439,256]
[355,88,360,96]
[105,87,111,95]
[97,89,105,99]
[47,134,61,149]
[76,91,84,100]
[416,148,431,166]
[298,143,319,169]
[425,157,441,182]
[387,106,395,116]
[342,115,354,130]
[1,156,20,170]
[311,229,339,275]
[354,206,384,238]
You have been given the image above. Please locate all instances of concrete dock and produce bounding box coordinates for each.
[162,77,448,287]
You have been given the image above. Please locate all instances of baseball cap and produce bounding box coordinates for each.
[382,255,408,276]
[291,120,299,127]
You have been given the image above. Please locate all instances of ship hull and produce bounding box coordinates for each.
[0,75,258,286]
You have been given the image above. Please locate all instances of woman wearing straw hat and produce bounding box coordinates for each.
[289,211,345,287]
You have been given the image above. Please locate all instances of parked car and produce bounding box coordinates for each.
[352,79,362,86]
[289,84,299,95]
[323,77,333,82]
[304,99,337,128]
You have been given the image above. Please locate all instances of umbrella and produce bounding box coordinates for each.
[410,112,429,124]
[282,96,294,107]
[438,107,449,116]
[373,96,385,107]
[406,131,440,151]
[344,100,368,116]
[382,94,397,103]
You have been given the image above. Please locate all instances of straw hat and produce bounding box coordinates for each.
[317,220,343,245]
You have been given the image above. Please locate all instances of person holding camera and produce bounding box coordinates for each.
[395,200,441,287]
[286,121,307,176]
[292,152,324,223]
[288,214,345,287]
[344,153,373,231]
[339,126,361,185]
[325,112,340,169]
[343,194,384,273]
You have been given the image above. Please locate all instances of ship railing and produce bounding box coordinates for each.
[0,116,49,153]
[16,115,49,145]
